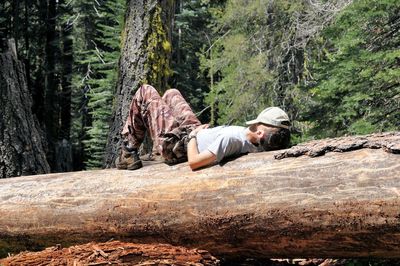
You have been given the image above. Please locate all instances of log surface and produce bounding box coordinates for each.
[0,133,400,258]
[275,132,400,159]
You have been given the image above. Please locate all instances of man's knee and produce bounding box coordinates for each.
[137,84,157,94]
[163,88,182,100]
[135,84,160,101]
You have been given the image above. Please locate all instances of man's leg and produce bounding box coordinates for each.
[162,89,201,127]
[160,89,201,162]
[118,84,178,169]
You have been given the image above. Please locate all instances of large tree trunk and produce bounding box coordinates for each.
[54,1,74,173]
[0,133,399,258]
[0,48,50,178]
[43,0,59,170]
[104,0,175,168]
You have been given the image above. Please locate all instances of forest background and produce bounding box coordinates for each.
[0,0,399,173]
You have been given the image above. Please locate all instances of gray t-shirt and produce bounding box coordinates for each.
[196,126,258,162]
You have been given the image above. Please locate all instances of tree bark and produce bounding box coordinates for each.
[104,0,175,167]
[0,49,50,178]
[43,0,59,170]
[60,8,73,142]
[54,2,74,173]
[0,133,399,258]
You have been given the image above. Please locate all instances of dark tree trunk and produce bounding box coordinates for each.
[11,0,20,56]
[44,0,58,165]
[104,0,175,167]
[31,0,48,124]
[60,17,72,141]
[0,47,50,178]
[0,134,399,258]
[54,3,74,173]
[0,2,8,52]
[23,0,31,94]
[43,0,59,170]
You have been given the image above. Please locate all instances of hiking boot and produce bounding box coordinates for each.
[116,147,143,170]
[140,152,164,162]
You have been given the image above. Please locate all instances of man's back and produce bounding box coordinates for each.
[196,126,258,162]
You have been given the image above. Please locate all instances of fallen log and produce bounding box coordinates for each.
[0,133,399,259]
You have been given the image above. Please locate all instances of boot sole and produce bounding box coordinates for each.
[127,160,143,170]
[115,156,127,170]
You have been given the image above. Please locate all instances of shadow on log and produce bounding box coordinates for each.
[0,133,399,259]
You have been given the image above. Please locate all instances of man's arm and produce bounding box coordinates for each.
[187,125,216,170]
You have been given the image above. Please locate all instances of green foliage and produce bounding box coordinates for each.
[85,0,125,169]
[69,0,99,169]
[170,0,225,123]
[200,0,308,126]
[2,0,398,171]
[70,0,125,169]
[201,0,398,142]
[300,0,400,138]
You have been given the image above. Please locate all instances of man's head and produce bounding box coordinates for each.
[246,107,291,151]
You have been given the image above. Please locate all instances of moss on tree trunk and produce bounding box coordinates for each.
[105,0,175,167]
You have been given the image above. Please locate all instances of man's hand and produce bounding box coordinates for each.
[187,124,216,170]
[189,124,209,137]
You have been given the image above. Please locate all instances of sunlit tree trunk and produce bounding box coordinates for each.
[104,0,175,167]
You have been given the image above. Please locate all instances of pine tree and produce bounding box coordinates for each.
[69,0,99,170]
[301,0,400,138]
[83,0,125,169]
[170,0,225,123]
[201,0,308,126]
[201,0,349,128]
[66,0,126,169]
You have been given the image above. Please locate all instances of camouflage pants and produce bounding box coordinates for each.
[121,84,201,160]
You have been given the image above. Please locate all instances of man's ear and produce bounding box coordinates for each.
[256,129,264,137]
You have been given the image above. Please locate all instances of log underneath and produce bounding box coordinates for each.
[0,133,399,258]
[0,241,219,266]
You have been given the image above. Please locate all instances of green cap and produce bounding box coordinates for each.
[246,107,290,129]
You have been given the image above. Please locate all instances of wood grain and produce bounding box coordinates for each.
[0,147,399,258]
